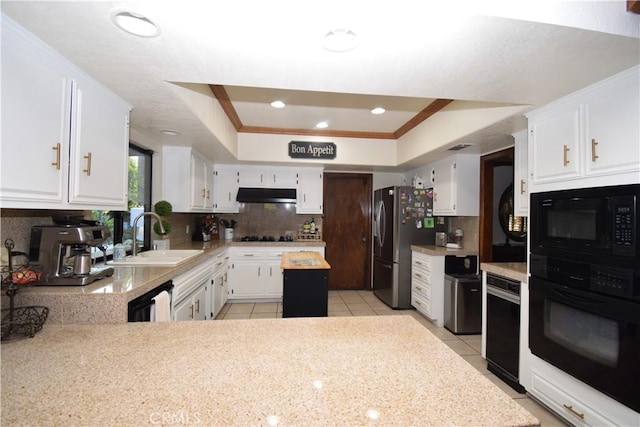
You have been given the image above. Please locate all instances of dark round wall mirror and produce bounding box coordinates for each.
[498,183,527,243]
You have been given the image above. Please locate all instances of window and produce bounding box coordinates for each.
[91,144,153,259]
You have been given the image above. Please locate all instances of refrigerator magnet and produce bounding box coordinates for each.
[423,217,435,228]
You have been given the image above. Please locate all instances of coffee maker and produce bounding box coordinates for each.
[29,225,114,285]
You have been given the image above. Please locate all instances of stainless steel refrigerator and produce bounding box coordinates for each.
[373,186,434,308]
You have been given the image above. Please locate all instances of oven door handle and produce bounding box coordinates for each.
[487,285,520,305]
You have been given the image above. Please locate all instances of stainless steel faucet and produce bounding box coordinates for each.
[132,212,165,257]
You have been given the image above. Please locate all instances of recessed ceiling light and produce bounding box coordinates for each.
[316,121,329,129]
[322,29,359,52]
[111,10,160,38]
[270,100,285,108]
[160,129,179,136]
[371,107,386,115]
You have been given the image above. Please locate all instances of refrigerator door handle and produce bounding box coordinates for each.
[379,201,386,249]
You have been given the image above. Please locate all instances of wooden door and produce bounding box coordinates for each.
[323,173,372,290]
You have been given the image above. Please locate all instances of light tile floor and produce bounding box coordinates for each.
[217,290,568,426]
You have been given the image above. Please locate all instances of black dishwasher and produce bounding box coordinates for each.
[127,280,174,322]
[485,273,525,393]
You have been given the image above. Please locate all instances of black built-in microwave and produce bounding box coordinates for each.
[530,184,638,264]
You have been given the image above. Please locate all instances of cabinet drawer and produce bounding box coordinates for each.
[530,365,637,426]
[231,248,266,260]
[412,254,431,272]
[411,293,431,317]
[412,268,431,286]
[412,280,431,301]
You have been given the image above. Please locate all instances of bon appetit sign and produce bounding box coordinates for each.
[288,141,336,159]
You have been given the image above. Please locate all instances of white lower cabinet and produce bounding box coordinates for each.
[228,246,325,300]
[411,252,444,326]
[172,260,211,321]
[209,249,230,319]
[527,355,640,427]
[173,284,207,321]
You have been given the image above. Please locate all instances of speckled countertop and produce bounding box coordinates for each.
[8,240,325,324]
[481,262,528,283]
[411,245,478,256]
[1,315,538,426]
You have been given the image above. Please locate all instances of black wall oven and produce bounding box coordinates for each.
[529,184,640,413]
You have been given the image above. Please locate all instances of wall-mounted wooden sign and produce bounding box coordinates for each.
[288,141,336,159]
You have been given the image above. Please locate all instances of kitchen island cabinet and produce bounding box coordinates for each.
[0,316,539,426]
[281,251,331,317]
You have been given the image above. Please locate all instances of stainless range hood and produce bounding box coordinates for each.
[236,187,297,203]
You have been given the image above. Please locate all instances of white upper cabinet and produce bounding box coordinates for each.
[212,165,240,213]
[513,130,529,217]
[161,146,215,213]
[1,16,131,210]
[296,168,323,214]
[527,65,640,193]
[237,166,297,188]
[431,154,480,216]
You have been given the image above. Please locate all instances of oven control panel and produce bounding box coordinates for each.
[613,196,636,256]
[592,266,635,299]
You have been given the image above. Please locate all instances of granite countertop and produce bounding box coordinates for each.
[411,244,478,256]
[481,262,528,283]
[0,316,538,426]
[281,251,330,270]
[8,240,326,324]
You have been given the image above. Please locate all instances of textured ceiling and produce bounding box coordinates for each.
[2,1,639,170]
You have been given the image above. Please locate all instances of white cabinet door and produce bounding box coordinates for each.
[264,263,283,297]
[432,158,455,215]
[192,283,207,321]
[271,169,298,188]
[67,76,130,208]
[173,297,195,322]
[527,65,639,192]
[432,154,479,216]
[1,17,130,210]
[1,22,70,206]
[213,166,239,213]
[237,167,265,187]
[229,262,263,298]
[584,74,640,178]
[191,154,207,209]
[411,251,445,327]
[513,129,529,216]
[528,106,581,185]
[296,169,323,214]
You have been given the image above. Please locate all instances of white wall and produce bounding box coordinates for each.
[372,172,405,191]
[396,102,529,164]
[237,133,397,167]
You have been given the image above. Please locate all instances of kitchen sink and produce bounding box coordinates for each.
[108,249,204,267]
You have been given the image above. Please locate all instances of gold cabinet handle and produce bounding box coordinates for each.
[206,189,210,199]
[83,152,92,176]
[415,300,422,306]
[195,299,200,314]
[563,145,570,166]
[520,179,526,195]
[415,273,423,278]
[51,143,61,169]
[563,404,585,420]
[416,286,422,291]
[434,192,438,202]
[591,139,599,162]
[189,304,194,319]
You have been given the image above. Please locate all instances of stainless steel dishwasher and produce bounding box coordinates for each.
[443,255,481,334]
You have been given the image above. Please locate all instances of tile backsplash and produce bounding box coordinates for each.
[0,204,321,265]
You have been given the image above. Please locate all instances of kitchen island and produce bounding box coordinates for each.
[281,251,331,318]
[1,315,538,426]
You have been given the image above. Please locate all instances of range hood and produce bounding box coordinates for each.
[236,187,297,203]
